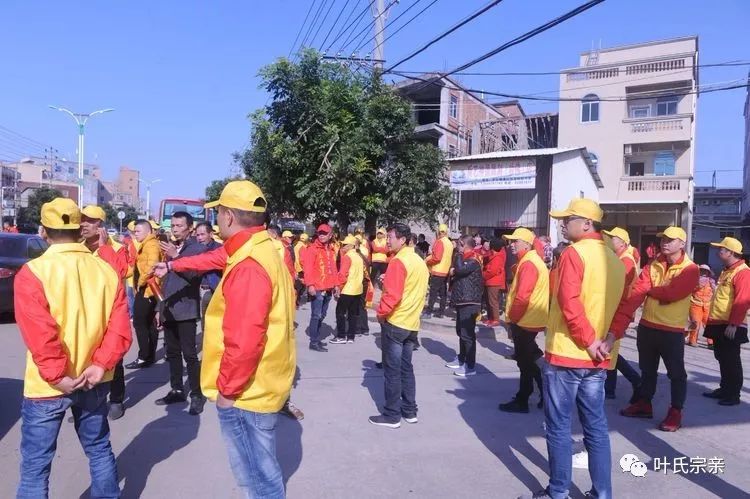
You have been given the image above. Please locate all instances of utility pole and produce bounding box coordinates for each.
[371,0,387,71]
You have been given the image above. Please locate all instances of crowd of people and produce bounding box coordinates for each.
[11,180,750,499]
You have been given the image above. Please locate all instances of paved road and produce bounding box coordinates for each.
[0,304,748,498]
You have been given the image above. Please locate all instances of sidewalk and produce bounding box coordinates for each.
[0,304,748,498]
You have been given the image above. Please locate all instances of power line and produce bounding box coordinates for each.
[367,0,441,58]
[287,0,319,58]
[299,0,328,50]
[340,0,398,54]
[384,0,507,73]
[355,0,432,54]
[320,0,355,50]
[335,1,377,54]
[309,0,339,48]
[325,0,370,52]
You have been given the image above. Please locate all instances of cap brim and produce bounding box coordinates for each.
[204,200,220,209]
[502,235,519,241]
[602,230,614,236]
[549,209,571,219]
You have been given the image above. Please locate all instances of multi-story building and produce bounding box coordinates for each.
[97,166,141,209]
[558,36,699,251]
[0,163,21,223]
[692,187,745,270]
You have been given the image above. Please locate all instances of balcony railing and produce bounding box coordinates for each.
[618,175,691,202]
[626,177,682,192]
[623,114,692,136]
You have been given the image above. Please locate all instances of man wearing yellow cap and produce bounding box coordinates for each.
[331,235,366,344]
[686,264,715,348]
[371,227,390,289]
[423,223,454,318]
[498,227,549,413]
[80,205,130,419]
[14,198,131,497]
[601,227,643,404]
[702,237,750,406]
[293,232,310,306]
[525,198,625,499]
[267,224,296,280]
[153,180,295,497]
[611,226,699,432]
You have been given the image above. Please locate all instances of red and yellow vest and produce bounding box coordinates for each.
[201,230,296,413]
[431,236,454,276]
[608,250,637,369]
[506,250,549,330]
[24,243,120,398]
[294,241,307,273]
[624,245,640,271]
[342,249,365,296]
[641,254,695,331]
[359,243,370,260]
[372,237,389,263]
[709,262,749,323]
[547,238,625,366]
[691,279,714,307]
[388,247,430,332]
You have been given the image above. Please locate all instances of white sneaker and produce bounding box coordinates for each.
[572,450,589,470]
[454,365,476,377]
[445,357,462,369]
[403,416,418,424]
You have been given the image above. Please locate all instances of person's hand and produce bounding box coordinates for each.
[724,325,737,340]
[53,375,86,395]
[159,241,178,259]
[152,262,169,278]
[597,333,616,359]
[586,339,605,362]
[81,365,106,390]
[307,285,316,296]
[217,393,235,409]
[97,228,109,247]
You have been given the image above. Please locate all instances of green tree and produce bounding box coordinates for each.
[101,203,140,230]
[235,50,454,231]
[205,176,244,202]
[17,187,63,229]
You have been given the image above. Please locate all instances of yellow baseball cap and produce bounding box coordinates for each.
[550,198,604,223]
[503,227,535,246]
[41,198,81,229]
[711,237,743,254]
[281,230,293,238]
[149,220,160,230]
[204,180,267,213]
[81,205,106,222]
[127,221,136,232]
[376,227,386,235]
[438,223,449,233]
[657,226,687,242]
[602,227,630,245]
[342,235,357,246]
[299,233,309,242]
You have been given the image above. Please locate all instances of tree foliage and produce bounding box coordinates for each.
[17,187,62,230]
[101,203,140,229]
[235,50,454,230]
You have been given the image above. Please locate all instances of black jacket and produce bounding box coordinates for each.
[160,237,207,322]
[450,252,483,306]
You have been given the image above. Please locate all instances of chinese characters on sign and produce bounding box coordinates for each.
[620,454,725,478]
[449,158,536,191]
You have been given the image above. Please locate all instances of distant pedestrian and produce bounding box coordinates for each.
[482,238,507,327]
[302,223,339,352]
[3,219,19,233]
[331,235,365,345]
[369,223,429,428]
[14,198,131,498]
[416,233,430,258]
[371,227,390,288]
[445,235,483,377]
[194,221,222,330]
[423,223,453,318]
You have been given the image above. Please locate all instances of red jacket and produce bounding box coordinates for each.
[482,248,507,289]
[302,239,339,291]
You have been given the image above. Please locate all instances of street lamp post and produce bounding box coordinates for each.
[139,178,162,220]
[49,106,114,207]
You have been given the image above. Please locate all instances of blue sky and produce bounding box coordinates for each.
[1,0,748,212]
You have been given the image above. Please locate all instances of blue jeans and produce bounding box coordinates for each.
[382,322,418,421]
[217,406,284,499]
[308,291,331,344]
[543,365,611,499]
[17,384,119,499]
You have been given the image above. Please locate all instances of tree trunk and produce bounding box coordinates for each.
[364,212,378,237]
[336,212,351,235]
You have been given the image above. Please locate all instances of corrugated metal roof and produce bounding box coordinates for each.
[447,147,584,161]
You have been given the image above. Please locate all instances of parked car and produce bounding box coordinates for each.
[0,234,48,315]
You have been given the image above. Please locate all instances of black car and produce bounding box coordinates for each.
[0,233,48,315]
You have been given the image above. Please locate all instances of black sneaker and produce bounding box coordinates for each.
[189,396,206,415]
[499,398,529,414]
[125,359,153,369]
[309,342,328,352]
[155,390,187,406]
[702,388,725,399]
[517,488,552,499]
[718,397,740,406]
[329,337,347,344]
[108,402,125,420]
[368,415,400,428]
[374,362,383,369]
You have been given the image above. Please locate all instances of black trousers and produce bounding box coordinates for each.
[510,324,543,403]
[163,320,203,398]
[455,304,480,369]
[336,294,361,340]
[133,290,158,363]
[706,324,747,399]
[371,262,388,289]
[426,275,448,316]
[109,360,125,404]
[637,324,687,410]
[357,290,369,334]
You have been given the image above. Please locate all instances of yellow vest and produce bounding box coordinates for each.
[709,262,749,323]
[201,230,296,413]
[272,238,285,261]
[624,246,640,272]
[24,243,120,398]
[609,251,636,369]
[431,236,454,275]
[294,241,307,273]
[359,244,370,260]
[372,238,388,263]
[387,247,429,332]
[341,249,365,296]
[641,253,695,330]
[547,238,625,364]
[506,250,549,330]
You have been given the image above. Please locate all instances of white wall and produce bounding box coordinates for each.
[549,150,600,246]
